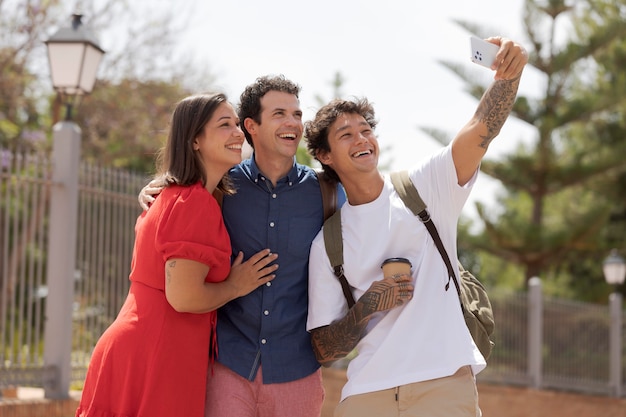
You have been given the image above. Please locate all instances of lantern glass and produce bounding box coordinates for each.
[45,14,104,97]
[603,250,626,286]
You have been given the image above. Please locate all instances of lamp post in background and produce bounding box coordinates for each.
[602,249,626,398]
[45,13,105,120]
[43,14,104,399]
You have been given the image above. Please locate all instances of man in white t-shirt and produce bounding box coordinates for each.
[304,37,527,417]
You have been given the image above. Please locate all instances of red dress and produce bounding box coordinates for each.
[76,183,231,417]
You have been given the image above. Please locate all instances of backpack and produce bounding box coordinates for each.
[320,170,495,360]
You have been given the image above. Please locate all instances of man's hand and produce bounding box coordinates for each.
[138,177,167,211]
[487,37,528,80]
[359,273,414,315]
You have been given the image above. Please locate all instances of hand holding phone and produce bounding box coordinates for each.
[470,36,500,68]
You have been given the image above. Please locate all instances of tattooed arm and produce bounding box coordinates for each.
[452,37,528,186]
[309,274,414,367]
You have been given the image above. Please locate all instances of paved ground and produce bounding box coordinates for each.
[321,368,626,417]
[4,369,626,417]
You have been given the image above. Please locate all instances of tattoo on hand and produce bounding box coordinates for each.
[364,292,380,313]
[362,281,399,313]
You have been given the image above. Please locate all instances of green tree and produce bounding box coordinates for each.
[1,0,209,170]
[75,79,189,174]
[426,0,626,300]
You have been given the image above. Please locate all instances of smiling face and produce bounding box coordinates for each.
[244,90,303,165]
[193,101,245,177]
[318,112,379,178]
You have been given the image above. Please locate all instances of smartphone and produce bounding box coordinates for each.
[470,36,499,68]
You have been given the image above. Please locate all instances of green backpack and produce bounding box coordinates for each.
[321,170,495,360]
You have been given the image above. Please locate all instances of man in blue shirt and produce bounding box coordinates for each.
[205,75,341,417]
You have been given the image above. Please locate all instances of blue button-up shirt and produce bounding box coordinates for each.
[217,156,345,383]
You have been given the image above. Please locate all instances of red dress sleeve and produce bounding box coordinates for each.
[154,183,231,283]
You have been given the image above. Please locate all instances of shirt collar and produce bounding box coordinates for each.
[248,153,302,184]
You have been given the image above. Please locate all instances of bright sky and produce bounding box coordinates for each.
[179,0,538,221]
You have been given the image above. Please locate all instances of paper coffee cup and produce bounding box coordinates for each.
[381,257,412,278]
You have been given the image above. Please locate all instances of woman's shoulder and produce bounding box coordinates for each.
[156,182,218,214]
[163,182,211,201]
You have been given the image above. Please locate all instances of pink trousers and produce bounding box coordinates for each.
[205,361,325,417]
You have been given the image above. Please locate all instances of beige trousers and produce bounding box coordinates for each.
[335,366,481,417]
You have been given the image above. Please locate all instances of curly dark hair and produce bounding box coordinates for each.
[238,75,301,147]
[304,98,378,182]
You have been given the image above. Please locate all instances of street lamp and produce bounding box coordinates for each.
[603,249,626,288]
[42,14,103,400]
[602,249,625,398]
[45,13,105,120]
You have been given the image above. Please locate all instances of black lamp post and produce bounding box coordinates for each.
[45,13,104,120]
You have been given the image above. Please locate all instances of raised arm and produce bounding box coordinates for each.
[452,37,528,186]
[310,274,413,366]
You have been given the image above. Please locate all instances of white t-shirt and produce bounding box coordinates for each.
[307,145,486,401]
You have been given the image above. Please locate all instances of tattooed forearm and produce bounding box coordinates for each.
[310,302,371,365]
[475,74,521,148]
[310,276,413,365]
[310,283,403,365]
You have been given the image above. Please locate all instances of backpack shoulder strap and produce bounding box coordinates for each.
[389,170,461,296]
[323,210,343,269]
[322,209,356,308]
[389,170,428,221]
[315,169,338,221]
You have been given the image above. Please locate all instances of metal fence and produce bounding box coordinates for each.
[478,287,625,397]
[1,147,625,398]
[1,150,54,387]
[1,147,146,390]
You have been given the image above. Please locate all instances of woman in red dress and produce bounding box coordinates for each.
[76,93,278,417]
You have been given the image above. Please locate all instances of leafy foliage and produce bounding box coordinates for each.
[75,79,190,174]
[0,1,205,174]
[434,0,626,300]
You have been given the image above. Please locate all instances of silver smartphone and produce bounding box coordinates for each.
[470,36,499,68]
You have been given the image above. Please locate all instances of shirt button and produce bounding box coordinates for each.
[264,310,269,316]
[272,193,277,199]
[266,282,272,287]
[269,222,275,227]
[261,339,267,344]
